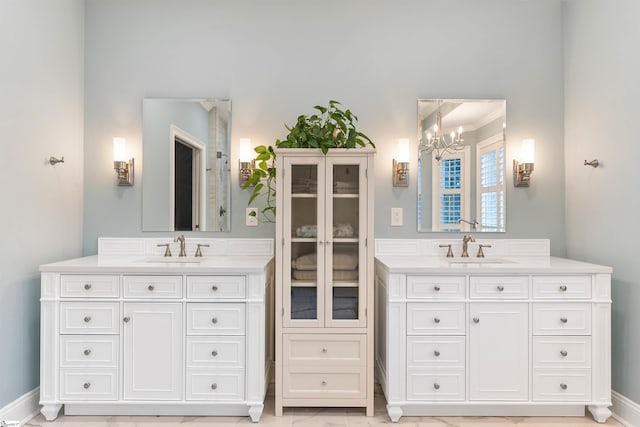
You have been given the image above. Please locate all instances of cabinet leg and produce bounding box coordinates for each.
[387,404,403,422]
[40,404,62,421]
[588,405,612,423]
[248,404,264,422]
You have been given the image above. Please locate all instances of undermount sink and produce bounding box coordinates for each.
[448,258,514,264]
[142,257,204,264]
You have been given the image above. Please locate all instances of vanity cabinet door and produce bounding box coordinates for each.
[469,302,528,401]
[123,303,183,400]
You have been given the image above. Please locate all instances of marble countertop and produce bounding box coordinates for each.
[39,254,274,274]
[374,255,612,274]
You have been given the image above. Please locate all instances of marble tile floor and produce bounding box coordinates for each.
[26,388,623,427]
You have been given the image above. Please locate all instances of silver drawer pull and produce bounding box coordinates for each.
[321,348,328,354]
[559,285,568,292]
[560,350,568,357]
[433,383,440,390]
[433,286,441,292]
[211,350,218,357]
[497,285,505,292]
[83,382,91,389]
[83,316,91,323]
[123,316,130,323]
[211,317,218,324]
[560,317,568,324]
[321,380,327,386]
[147,285,155,291]
[560,383,568,390]
[473,317,480,324]
[434,350,440,357]
[84,283,92,290]
[212,285,219,292]
[211,383,218,390]
[83,349,92,356]
[433,317,440,324]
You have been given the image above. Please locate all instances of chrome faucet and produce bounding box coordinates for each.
[461,235,475,257]
[174,234,186,257]
[457,218,478,230]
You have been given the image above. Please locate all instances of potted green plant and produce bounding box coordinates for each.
[242,100,375,222]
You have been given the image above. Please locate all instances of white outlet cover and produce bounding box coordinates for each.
[391,208,403,226]
[246,207,258,226]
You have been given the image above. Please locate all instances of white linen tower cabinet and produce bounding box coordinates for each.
[274,148,375,415]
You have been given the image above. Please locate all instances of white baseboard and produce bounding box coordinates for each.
[612,390,640,427]
[0,387,40,426]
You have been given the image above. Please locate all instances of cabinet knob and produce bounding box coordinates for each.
[560,383,568,390]
[211,285,218,292]
[473,317,480,324]
[147,284,155,291]
[211,317,218,324]
[84,283,92,290]
[433,317,441,324]
[559,285,568,292]
[83,382,91,389]
[83,349,92,356]
[433,383,440,390]
[211,350,218,357]
[433,286,441,292]
[83,316,91,323]
[560,317,568,324]
[211,383,218,390]
[497,285,505,292]
[322,348,328,354]
[433,350,440,357]
[321,380,327,386]
[123,316,130,323]
[560,350,568,357]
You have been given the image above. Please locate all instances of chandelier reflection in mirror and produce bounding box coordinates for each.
[419,103,465,161]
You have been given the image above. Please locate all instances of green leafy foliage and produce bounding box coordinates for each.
[242,101,375,222]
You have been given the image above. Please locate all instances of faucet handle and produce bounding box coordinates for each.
[439,244,454,258]
[157,243,171,257]
[476,244,492,258]
[195,244,210,257]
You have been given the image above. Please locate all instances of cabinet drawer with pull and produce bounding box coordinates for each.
[60,335,118,367]
[283,372,365,399]
[533,336,591,368]
[187,276,245,299]
[60,302,119,334]
[123,276,182,298]
[61,275,119,298]
[186,369,244,401]
[187,336,245,368]
[186,303,245,335]
[407,336,465,368]
[59,368,118,400]
[532,303,591,335]
[470,276,528,299]
[532,276,591,299]
[533,369,591,401]
[407,276,465,299]
[407,369,465,401]
[407,303,465,335]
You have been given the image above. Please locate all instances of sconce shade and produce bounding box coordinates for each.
[393,138,410,187]
[521,139,535,163]
[113,137,127,162]
[239,138,253,162]
[396,138,410,163]
[513,138,535,187]
[113,137,134,186]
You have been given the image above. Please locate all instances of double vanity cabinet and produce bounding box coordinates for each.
[39,238,274,422]
[374,239,612,423]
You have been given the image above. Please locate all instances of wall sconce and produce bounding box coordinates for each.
[113,137,134,186]
[239,138,255,187]
[513,138,535,187]
[392,138,410,187]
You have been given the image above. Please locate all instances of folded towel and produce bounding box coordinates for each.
[293,250,358,271]
[296,225,317,238]
[296,224,354,238]
[292,269,359,281]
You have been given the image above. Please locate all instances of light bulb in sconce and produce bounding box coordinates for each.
[113,137,134,186]
[514,138,535,187]
[393,138,410,187]
[238,138,255,187]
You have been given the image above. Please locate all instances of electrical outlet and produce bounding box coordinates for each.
[391,207,403,226]
[246,207,258,226]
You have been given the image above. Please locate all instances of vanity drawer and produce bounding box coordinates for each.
[187,336,245,368]
[532,276,591,299]
[470,276,528,299]
[532,303,591,335]
[533,369,591,401]
[407,369,465,401]
[123,275,183,299]
[59,368,118,400]
[533,336,591,368]
[407,303,465,335]
[60,335,118,367]
[186,276,245,299]
[282,372,365,399]
[407,336,465,368]
[60,302,119,334]
[61,275,119,298]
[407,276,465,300]
[283,334,365,372]
[186,303,245,335]
[186,369,244,401]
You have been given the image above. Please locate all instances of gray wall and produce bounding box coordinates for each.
[0,0,84,407]
[564,0,640,403]
[83,0,567,257]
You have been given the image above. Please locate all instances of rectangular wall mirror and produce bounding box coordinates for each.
[142,98,231,232]
[417,99,506,232]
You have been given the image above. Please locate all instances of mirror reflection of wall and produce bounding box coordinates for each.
[417,99,506,233]
[142,98,231,232]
